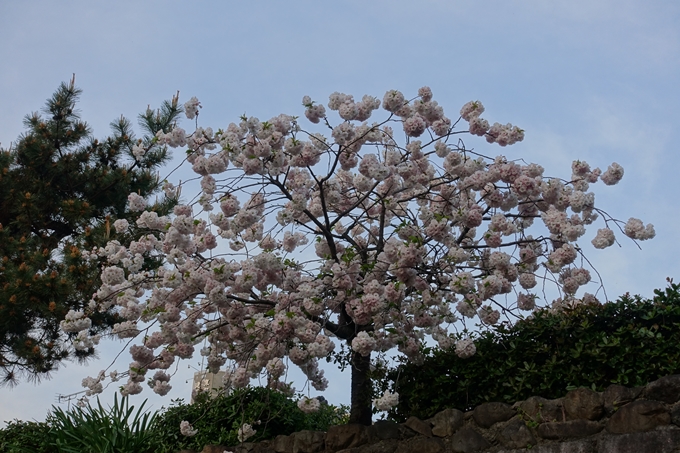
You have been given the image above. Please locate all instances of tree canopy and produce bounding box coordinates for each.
[66,87,653,425]
[0,78,179,385]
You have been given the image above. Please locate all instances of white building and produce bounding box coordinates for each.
[191,370,226,403]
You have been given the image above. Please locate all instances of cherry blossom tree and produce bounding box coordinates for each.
[65,87,654,425]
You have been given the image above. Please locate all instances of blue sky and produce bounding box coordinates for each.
[1,0,679,424]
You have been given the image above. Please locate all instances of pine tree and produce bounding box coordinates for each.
[0,78,180,385]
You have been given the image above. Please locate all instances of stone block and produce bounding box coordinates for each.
[394,437,444,453]
[402,416,432,437]
[513,439,596,453]
[371,420,400,440]
[671,402,680,426]
[643,374,680,404]
[472,402,515,428]
[603,384,642,415]
[498,416,536,449]
[518,396,565,423]
[230,442,274,453]
[449,426,490,452]
[562,388,603,421]
[598,428,680,453]
[428,408,464,437]
[201,445,231,453]
[606,399,670,434]
[291,430,325,453]
[273,434,294,453]
[336,439,400,453]
[536,419,603,440]
[325,424,374,452]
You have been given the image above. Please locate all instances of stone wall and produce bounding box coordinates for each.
[182,374,680,453]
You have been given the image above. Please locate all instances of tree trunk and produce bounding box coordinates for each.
[349,350,372,425]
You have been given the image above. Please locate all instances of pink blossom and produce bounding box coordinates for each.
[600,162,624,186]
[468,117,490,136]
[455,338,476,358]
[460,101,484,121]
[624,218,655,240]
[297,397,321,414]
[382,90,405,113]
[373,391,399,411]
[184,97,201,120]
[403,114,427,137]
[180,420,198,437]
[127,193,146,212]
[591,228,616,249]
[73,87,654,408]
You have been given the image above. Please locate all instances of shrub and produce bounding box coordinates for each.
[45,394,157,453]
[384,280,680,420]
[147,387,348,453]
[0,394,156,453]
[0,420,52,453]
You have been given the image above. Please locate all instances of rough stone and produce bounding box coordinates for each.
[562,388,603,421]
[472,402,515,428]
[396,424,416,440]
[428,408,464,437]
[325,424,374,451]
[201,446,231,453]
[230,442,274,453]
[606,399,670,434]
[291,430,325,453]
[500,440,596,453]
[598,428,680,453]
[449,426,491,452]
[273,434,294,453]
[497,416,536,449]
[603,384,642,415]
[518,396,565,424]
[671,402,680,427]
[371,420,400,440]
[643,374,680,404]
[394,437,444,453]
[402,416,432,437]
[337,439,400,453]
[536,419,603,440]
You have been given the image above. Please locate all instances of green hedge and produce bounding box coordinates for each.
[146,387,348,453]
[385,281,680,421]
[0,420,52,453]
[0,388,348,453]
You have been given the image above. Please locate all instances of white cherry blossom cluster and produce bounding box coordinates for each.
[460,101,524,146]
[180,420,198,437]
[60,309,92,333]
[373,390,399,411]
[184,97,201,120]
[624,218,655,240]
[455,338,477,359]
[132,143,146,159]
[351,331,377,357]
[297,396,321,413]
[127,193,147,212]
[237,423,257,442]
[81,370,105,396]
[113,218,129,233]
[68,87,654,406]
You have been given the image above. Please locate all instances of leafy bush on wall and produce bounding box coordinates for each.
[385,280,680,421]
[0,420,51,453]
[146,387,349,453]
